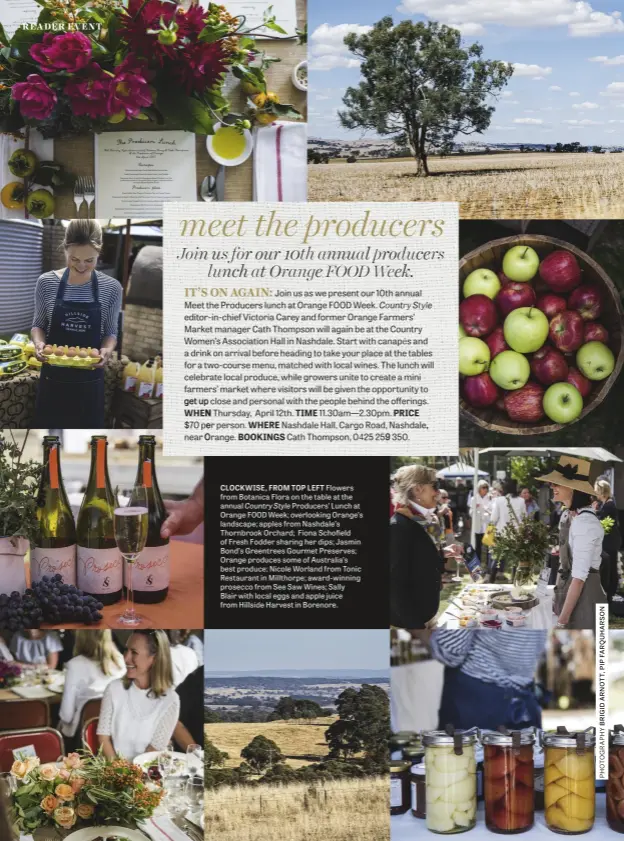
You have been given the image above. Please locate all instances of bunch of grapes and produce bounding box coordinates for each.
[0,575,104,630]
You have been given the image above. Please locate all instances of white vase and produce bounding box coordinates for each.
[0,536,28,596]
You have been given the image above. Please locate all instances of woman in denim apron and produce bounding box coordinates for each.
[31,220,121,428]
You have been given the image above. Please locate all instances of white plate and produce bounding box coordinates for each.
[133,751,189,776]
[64,825,149,841]
[206,122,253,166]
[11,685,55,699]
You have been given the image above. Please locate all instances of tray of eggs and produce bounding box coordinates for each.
[41,344,101,367]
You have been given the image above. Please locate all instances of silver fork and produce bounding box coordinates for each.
[73,175,85,217]
[83,175,95,219]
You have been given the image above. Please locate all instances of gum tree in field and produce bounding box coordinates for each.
[339,18,513,177]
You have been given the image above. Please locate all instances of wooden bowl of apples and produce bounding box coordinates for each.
[459,234,624,435]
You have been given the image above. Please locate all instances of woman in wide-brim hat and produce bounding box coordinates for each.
[536,456,606,630]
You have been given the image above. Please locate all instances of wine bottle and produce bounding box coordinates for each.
[76,436,122,605]
[31,436,77,586]
[127,435,169,603]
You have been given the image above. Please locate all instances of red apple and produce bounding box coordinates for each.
[495,394,507,412]
[496,282,537,317]
[504,382,545,423]
[460,294,498,337]
[567,366,592,399]
[584,322,609,343]
[485,326,509,359]
[539,250,582,293]
[463,373,500,408]
[531,346,569,385]
[498,271,515,287]
[549,310,584,353]
[568,284,602,321]
[536,293,567,319]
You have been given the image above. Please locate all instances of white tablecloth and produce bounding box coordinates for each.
[392,792,607,839]
[391,661,445,733]
[436,584,555,630]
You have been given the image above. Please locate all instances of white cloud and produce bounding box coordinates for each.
[563,119,603,125]
[501,91,515,98]
[569,92,581,97]
[572,102,600,109]
[600,82,624,97]
[513,63,552,77]
[309,23,372,72]
[501,99,520,104]
[491,125,517,131]
[396,0,624,37]
[589,55,624,65]
[514,118,543,124]
[549,86,563,91]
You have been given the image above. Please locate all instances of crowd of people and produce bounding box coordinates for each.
[389,455,622,631]
[0,630,204,758]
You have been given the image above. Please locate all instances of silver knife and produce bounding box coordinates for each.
[215,164,225,201]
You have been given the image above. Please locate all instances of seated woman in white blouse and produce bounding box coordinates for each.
[59,630,126,740]
[10,631,63,668]
[167,631,200,687]
[97,630,180,760]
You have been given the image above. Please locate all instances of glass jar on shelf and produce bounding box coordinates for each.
[542,727,595,835]
[423,730,477,834]
[607,726,624,833]
[390,760,411,815]
[483,729,536,834]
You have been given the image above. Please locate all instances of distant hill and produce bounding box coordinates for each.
[205,669,389,678]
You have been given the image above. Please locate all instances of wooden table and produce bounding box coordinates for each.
[52,0,307,215]
[24,541,204,629]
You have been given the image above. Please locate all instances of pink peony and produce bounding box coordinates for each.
[70,776,85,793]
[63,753,82,770]
[30,32,92,74]
[64,67,112,119]
[108,60,152,118]
[11,74,57,120]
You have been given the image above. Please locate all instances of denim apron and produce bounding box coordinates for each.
[34,268,105,427]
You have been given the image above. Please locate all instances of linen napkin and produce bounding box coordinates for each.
[139,815,194,841]
[0,131,54,220]
[253,121,307,202]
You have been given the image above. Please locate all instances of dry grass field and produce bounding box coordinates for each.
[204,777,390,841]
[308,152,624,218]
[205,718,337,769]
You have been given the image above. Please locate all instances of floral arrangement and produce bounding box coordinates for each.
[0,0,302,138]
[491,515,551,588]
[10,752,163,832]
[0,659,21,688]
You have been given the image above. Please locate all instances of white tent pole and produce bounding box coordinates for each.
[471,448,479,548]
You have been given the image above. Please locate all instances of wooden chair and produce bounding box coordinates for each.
[81,717,99,754]
[0,727,64,771]
[1,699,49,729]
[79,698,102,732]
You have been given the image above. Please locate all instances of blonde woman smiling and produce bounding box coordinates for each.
[97,630,179,759]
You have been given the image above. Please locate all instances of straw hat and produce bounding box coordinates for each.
[536,455,601,495]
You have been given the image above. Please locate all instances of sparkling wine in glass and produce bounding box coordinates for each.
[186,744,203,777]
[115,485,148,626]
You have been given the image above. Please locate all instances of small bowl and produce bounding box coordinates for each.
[206,122,253,167]
[292,60,307,92]
[480,618,503,629]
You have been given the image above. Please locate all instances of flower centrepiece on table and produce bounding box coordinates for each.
[490,516,551,589]
[0,0,302,138]
[0,659,21,688]
[10,752,164,833]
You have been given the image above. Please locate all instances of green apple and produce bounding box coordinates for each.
[543,382,583,423]
[459,337,490,377]
[463,268,501,300]
[576,341,615,381]
[502,245,540,282]
[459,324,467,339]
[504,307,549,353]
[489,350,530,390]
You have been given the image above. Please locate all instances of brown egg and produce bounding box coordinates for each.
[88,348,99,358]
[42,345,53,355]
[54,349,64,357]
[66,348,77,357]
[77,350,88,359]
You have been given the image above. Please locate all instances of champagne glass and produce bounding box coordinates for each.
[184,777,204,813]
[115,485,149,626]
[186,744,203,777]
[158,749,175,782]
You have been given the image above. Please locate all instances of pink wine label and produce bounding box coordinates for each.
[125,544,170,590]
[31,545,76,585]
[77,546,122,593]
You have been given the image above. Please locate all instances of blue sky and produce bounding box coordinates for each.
[204,628,389,672]
[309,0,624,144]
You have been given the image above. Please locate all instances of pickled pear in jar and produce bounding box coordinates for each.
[423,730,477,834]
[607,726,624,832]
[543,728,595,834]
[483,730,535,834]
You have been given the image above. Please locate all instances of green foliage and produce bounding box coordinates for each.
[269,696,328,720]
[509,456,553,495]
[204,739,229,770]
[325,685,390,764]
[0,431,42,541]
[339,18,513,175]
[240,735,285,772]
[491,511,551,575]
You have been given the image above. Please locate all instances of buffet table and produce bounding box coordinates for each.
[436,583,555,630]
[392,794,607,839]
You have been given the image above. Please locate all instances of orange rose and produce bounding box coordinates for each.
[64,753,82,770]
[75,803,94,819]
[54,807,76,829]
[39,763,59,782]
[70,776,85,793]
[40,795,59,814]
[11,760,29,779]
[54,783,74,802]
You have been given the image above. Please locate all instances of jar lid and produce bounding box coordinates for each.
[543,727,596,748]
[422,729,477,747]
[482,728,536,746]
[610,726,624,746]
[403,745,424,759]
[411,762,426,774]
[390,760,411,772]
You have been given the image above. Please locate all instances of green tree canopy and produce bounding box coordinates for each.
[204,738,229,769]
[325,684,390,763]
[270,696,329,720]
[240,735,285,772]
[339,18,513,176]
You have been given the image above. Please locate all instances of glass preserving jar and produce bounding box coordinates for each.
[607,726,624,833]
[390,760,411,815]
[411,761,426,818]
[543,728,595,834]
[423,730,477,834]
[483,730,536,834]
